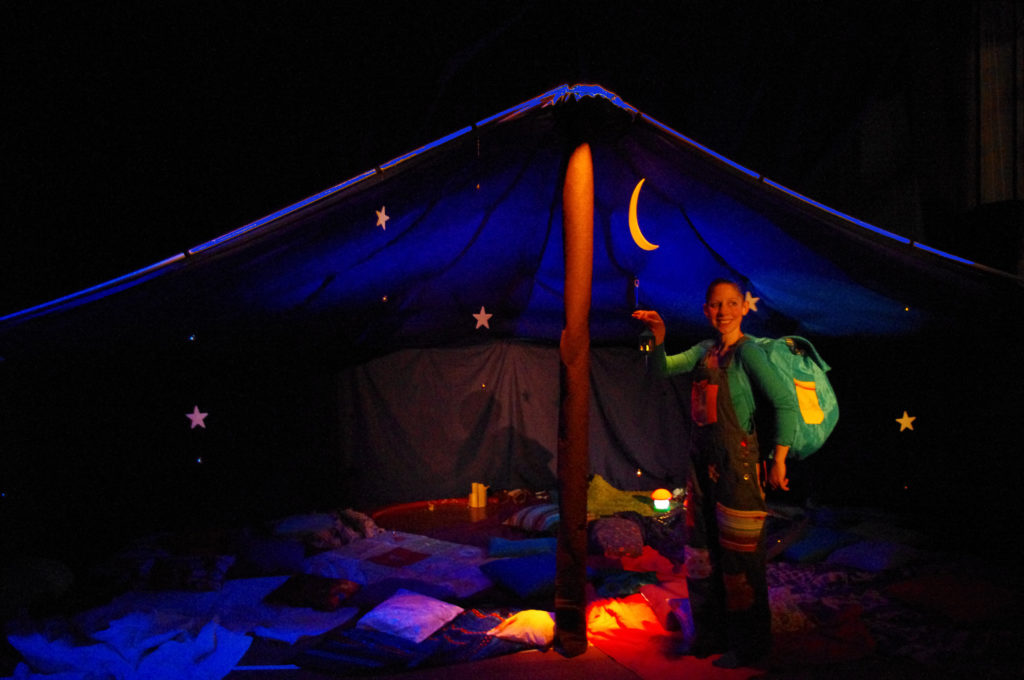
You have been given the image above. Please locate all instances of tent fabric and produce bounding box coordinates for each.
[1,84,1022,555]
[334,342,692,506]
[2,84,1018,367]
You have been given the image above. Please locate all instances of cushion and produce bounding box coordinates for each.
[488,537,557,557]
[264,573,361,611]
[781,526,857,563]
[480,553,556,599]
[588,517,644,558]
[487,610,556,646]
[503,504,559,533]
[356,588,464,644]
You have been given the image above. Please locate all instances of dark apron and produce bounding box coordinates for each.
[683,338,771,657]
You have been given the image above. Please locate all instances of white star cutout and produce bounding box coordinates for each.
[895,411,916,432]
[473,306,493,329]
[745,291,760,312]
[375,206,390,230]
[186,405,208,429]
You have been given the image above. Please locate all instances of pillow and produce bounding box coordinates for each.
[264,573,361,611]
[488,537,557,557]
[824,540,919,572]
[480,553,556,599]
[487,610,556,646]
[781,526,857,563]
[356,588,464,644]
[503,504,559,533]
[588,517,644,558]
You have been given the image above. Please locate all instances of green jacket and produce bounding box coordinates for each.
[652,338,799,448]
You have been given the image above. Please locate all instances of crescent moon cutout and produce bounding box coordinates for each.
[628,178,659,251]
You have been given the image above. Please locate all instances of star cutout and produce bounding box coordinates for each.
[375,206,390,230]
[895,411,916,432]
[473,306,493,329]
[745,291,760,312]
[186,405,208,429]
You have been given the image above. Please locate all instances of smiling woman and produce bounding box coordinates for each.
[633,278,801,666]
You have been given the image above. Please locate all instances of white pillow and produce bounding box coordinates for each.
[356,588,464,644]
[486,609,556,647]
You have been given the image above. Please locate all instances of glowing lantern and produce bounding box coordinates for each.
[651,488,672,511]
[638,327,655,353]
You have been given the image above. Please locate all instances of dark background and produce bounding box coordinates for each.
[5,1,1017,318]
[2,2,1021,571]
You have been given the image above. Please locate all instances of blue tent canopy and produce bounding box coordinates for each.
[1,84,1016,366]
[1,86,1021,559]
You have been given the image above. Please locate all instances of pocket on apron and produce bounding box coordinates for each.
[691,379,718,426]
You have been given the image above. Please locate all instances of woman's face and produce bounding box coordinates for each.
[703,283,749,336]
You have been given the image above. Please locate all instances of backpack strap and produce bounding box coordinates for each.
[782,336,831,373]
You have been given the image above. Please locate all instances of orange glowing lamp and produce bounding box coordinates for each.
[651,488,672,511]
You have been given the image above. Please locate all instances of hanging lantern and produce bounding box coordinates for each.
[638,327,655,353]
[651,488,672,511]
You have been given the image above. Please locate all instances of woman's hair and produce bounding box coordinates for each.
[705,278,744,302]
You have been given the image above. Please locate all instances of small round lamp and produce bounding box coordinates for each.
[651,488,673,511]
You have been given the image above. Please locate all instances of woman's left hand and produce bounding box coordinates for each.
[768,459,789,491]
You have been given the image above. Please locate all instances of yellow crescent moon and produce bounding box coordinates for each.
[628,178,659,251]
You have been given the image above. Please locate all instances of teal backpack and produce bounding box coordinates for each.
[744,335,838,460]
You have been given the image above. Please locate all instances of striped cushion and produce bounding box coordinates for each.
[504,504,560,533]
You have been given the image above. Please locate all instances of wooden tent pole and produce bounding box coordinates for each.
[555,142,593,656]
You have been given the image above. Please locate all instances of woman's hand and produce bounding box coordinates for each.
[768,446,790,491]
[631,309,666,345]
[768,460,789,491]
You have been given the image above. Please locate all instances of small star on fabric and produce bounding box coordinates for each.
[707,464,720,483]
[473,306,493,329]
[186,405,208,429]
[375,206,390,230]
[896,411,916,432]
[745,291,760,312]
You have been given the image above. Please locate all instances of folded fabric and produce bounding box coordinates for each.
[263,573,361,611]
[639,580,690,631]
[9,617,251,680]
[368,547,430,567]
[487,536,557,557]
[586,475,656,517]
[590,569,659,598]
[297,608,521,674]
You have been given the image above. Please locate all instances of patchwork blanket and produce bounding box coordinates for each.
[7,503,1024,680]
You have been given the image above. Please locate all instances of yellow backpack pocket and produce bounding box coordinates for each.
[793,379,825,425]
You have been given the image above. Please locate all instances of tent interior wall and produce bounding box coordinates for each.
[1,86,1022,570]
